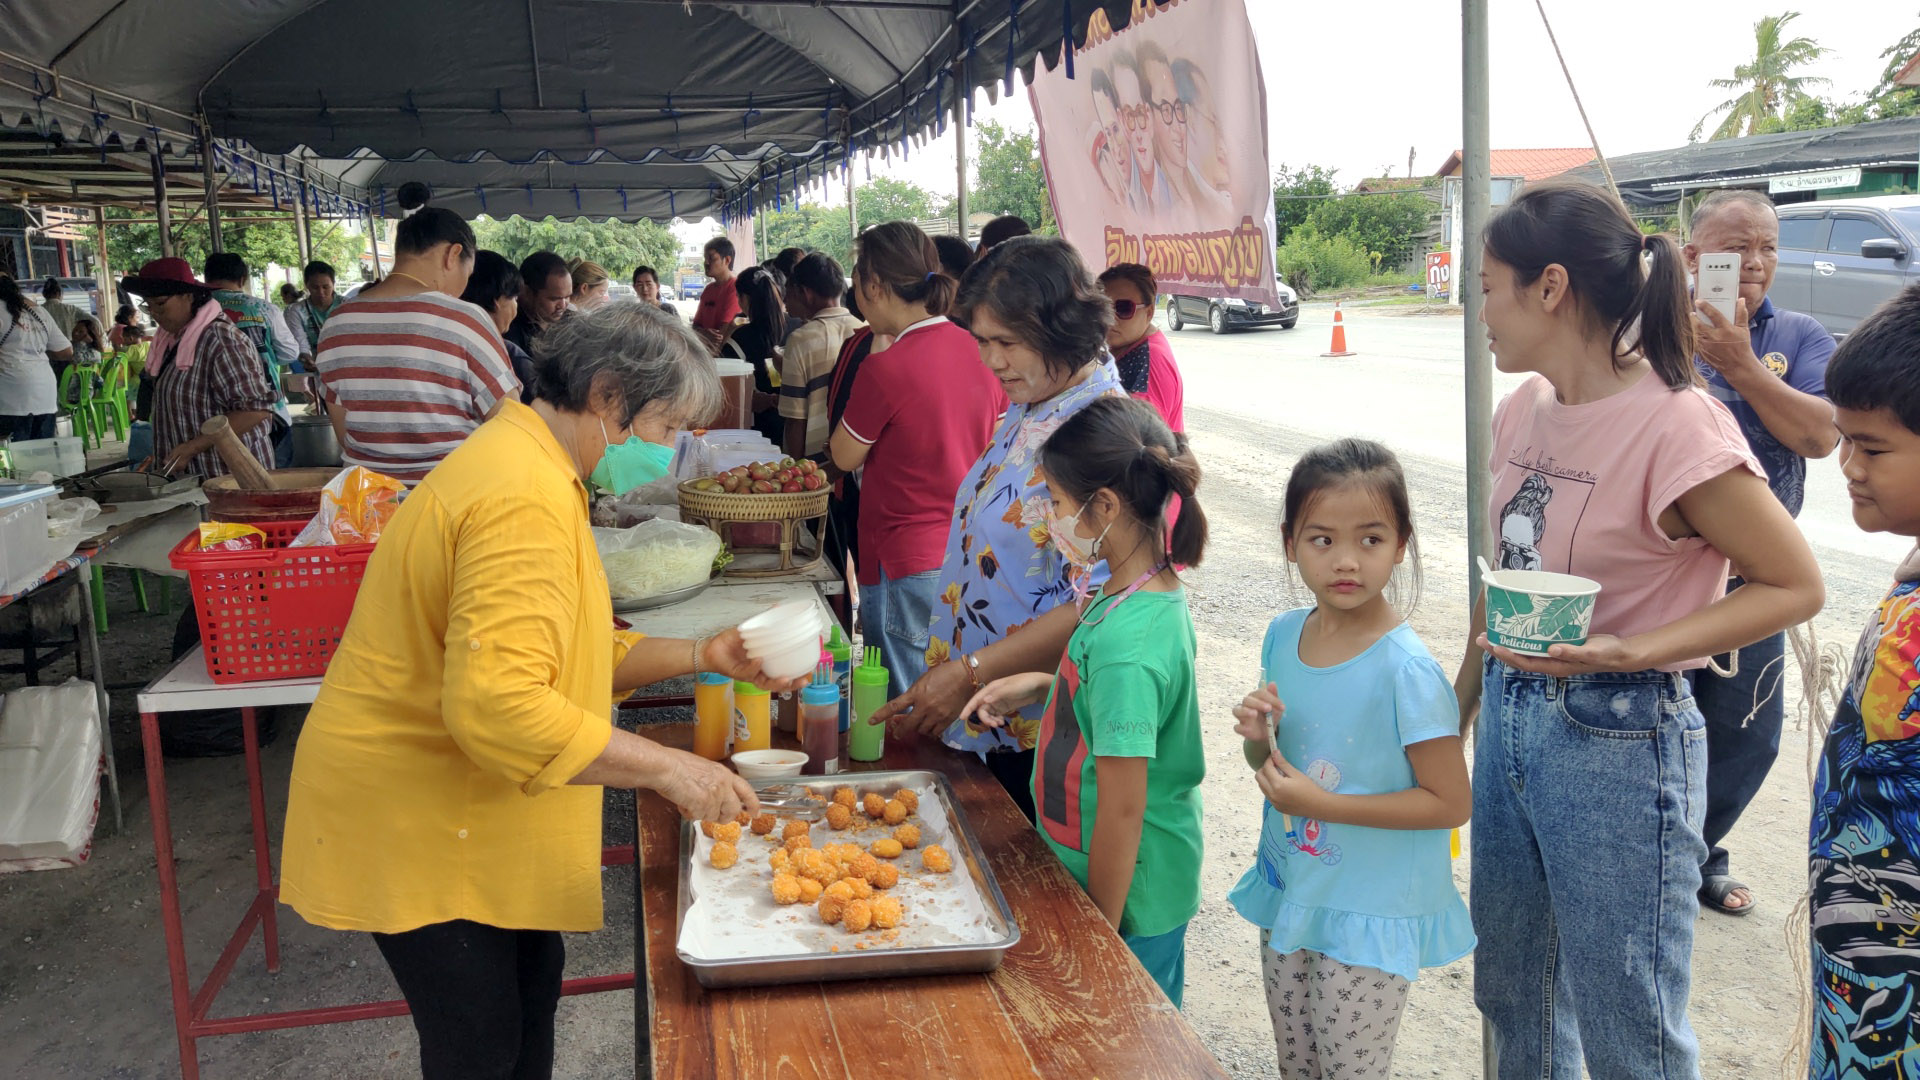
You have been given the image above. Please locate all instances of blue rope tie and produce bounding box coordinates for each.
[269,173,280,210]
[526,184,534,208]
[572,184,581,212]
[1005,0,1018,95]
[743,93,761,138]
[580,91,597,145]
[668,189,677,218]
[378,187,387,218]
[476,186,488,213]
[661,93,682,142]
[619,185,629,214]
[1063,0,1075,79]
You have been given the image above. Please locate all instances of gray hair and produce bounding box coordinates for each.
[529,301,720,426]
[1689,188,1776,235]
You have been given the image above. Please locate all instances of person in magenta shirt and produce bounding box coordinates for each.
[1455,183,1823,1080]
[1098,263,1184,432]
[691,237,741,353]
[831,222,1007,696]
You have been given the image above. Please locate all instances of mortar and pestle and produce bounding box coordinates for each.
[198,416,342,525]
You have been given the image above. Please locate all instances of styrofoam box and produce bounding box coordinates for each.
[0,484,57,595]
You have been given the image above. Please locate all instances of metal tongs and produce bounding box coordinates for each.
[752,784,827,820]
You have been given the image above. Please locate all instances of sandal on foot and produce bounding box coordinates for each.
[1700,874,1755,916]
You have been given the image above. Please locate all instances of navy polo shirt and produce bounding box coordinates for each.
[1695,295,1834,516]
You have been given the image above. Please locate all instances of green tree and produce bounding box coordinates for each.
[754,178,951,270]
[967,121,1054,234]
[1271,164,1338,245]
[1692,11,1831,140]
[1303,190,1432,272]
[1866,17,1920,120]
[103,207,366,290]
[1749,93,1873,135]
[472,216,679,281]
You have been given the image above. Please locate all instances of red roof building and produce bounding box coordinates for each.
[1434,148,1595,183]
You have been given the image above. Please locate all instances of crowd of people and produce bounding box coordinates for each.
[5,176,1919,1080]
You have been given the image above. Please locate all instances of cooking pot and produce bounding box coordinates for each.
[289,414,341,468]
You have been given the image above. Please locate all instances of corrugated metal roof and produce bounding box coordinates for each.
[1560,116,1920,205]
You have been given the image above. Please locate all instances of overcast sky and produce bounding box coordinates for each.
[678,0,1899,242]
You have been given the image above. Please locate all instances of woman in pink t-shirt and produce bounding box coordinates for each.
[1098,263,1185,433]
[1454,183,1822,1080]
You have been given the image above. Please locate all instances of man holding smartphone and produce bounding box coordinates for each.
[1682,188,1838,916]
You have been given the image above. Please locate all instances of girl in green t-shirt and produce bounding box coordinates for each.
[958,396,1209,1006]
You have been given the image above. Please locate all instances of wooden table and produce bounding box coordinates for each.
[634,728,1229,1079]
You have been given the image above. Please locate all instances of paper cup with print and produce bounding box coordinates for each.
[1483,568,1601,655]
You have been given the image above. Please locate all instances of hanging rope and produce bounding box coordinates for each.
[1531,0,1618,200]
[476,186,488,213]
[572,183,581,212]
[660,93,682,142]
[668,189,677,218]
[618,185,629,214]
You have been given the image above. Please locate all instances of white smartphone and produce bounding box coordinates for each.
[1696,253,1741,323]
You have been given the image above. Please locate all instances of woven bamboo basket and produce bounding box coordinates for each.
[677,479,830,577]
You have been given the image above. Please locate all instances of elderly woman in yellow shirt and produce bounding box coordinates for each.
[282,303,792,1080]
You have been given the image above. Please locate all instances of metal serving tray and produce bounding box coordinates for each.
[674,768,1021,989]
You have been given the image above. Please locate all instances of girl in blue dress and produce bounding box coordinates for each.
[1228,439,1474,1079]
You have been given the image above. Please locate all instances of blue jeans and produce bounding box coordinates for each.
[1685,622,1786,881]
[1472,659,1708,1080]
[1124,921,1189,1009]
[861,568,939,698]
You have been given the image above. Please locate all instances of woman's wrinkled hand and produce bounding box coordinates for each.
[876,659,974,739]
[654,747,760,824]
[702,628,811,693]
[959,672,1053,730]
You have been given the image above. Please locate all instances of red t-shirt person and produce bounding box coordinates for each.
[693,276,740,338]
[838,317,1007,586]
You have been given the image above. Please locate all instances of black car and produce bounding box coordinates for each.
[1165,288,1299,334]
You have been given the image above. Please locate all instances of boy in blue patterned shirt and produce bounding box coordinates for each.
[1811,283,1920,1080]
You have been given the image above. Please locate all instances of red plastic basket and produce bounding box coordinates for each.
[168,519,376,684]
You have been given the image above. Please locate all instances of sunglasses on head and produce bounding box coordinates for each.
[1111,298,1141,319]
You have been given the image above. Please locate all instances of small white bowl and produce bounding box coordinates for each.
[739,601,821,640]
[732,748,807,781]
[755,635,824,680]
[740,617,823,651]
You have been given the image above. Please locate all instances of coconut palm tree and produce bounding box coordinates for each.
[1692,11,1831,141]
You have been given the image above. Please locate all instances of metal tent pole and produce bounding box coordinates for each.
[199,121,223,254]
[953,62,969,238]
[1465,0,1494,1065]
[150,150,174,259]
[365,208,381,280]
[293,174,312,265]
[93,206,113,315]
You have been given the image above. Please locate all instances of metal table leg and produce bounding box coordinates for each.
[76,565,121,832]
[142,708,203,1080]
[240,706,281,971]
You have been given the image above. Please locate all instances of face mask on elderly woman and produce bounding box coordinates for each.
[590,417,677,495]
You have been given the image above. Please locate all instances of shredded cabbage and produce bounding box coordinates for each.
[594,519,722,600]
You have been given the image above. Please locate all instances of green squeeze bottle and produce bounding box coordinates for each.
[848,646,890,762]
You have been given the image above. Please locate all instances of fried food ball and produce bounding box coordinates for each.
[882,799,908,825]
[817,893,847,924]
[700,820,716,838]
[770,873,803,905]
[847,852,880,882]
[892,789,919,814]
[868,862,900,890]
[735,810,752,826]
[784,832,813,853]
[750,813,777,835]
[712,822,743,844]
[798,877,824,902]
[870,895,903,929]
[799,851,839,885]
[921,845,953,873]
[825,803,854,831]
[862,793,887,818]
[870,837,904,859]
[892,824,922,849]
[832,786,858,808]
[782,820,812,841]
[824,879,855,902]
[826,843,860,863]
[709,841,738,869]
[843,876,874,900]
[769,848,793,873]
[841,898,874,933]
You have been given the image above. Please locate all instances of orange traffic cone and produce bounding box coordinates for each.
[1322,302,1356,357]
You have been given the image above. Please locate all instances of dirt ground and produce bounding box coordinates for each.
[0,394,1887,1078]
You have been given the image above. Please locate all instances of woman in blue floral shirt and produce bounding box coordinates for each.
[878,237,1124,819]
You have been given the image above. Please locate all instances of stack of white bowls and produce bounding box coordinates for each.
[737,601,826,679]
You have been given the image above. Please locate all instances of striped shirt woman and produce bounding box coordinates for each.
[315,292,518,485]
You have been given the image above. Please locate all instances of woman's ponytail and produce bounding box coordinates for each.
[1626,232,1699,389]
[1039,397,1208,568]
